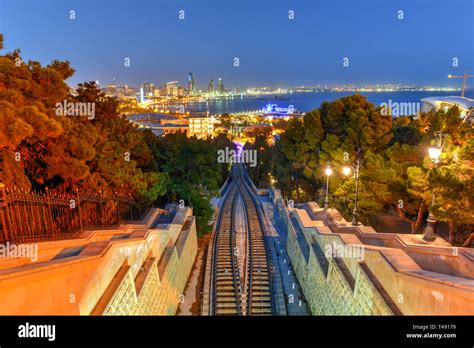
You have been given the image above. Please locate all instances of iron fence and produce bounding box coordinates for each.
[0,186,150,244]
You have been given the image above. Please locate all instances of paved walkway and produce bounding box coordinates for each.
[260,197,310,315]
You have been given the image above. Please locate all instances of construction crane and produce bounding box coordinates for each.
[448,70,474,97]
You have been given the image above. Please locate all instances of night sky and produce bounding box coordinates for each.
[1,0,473,88]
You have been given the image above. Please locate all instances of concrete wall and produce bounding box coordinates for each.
[285,209,395,315]
[0,207,198,315]
[270,189,474,315]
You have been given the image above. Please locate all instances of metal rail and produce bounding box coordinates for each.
[210,182,242,315]
[209,164,273,315]
[240,176,272,315]
[0,186,147,244]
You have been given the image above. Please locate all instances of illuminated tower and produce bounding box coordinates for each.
[218,78,224,94]
[187,73,197,95]
[141,82,154,97]
[208,79,214,93]
[165,81,179,96]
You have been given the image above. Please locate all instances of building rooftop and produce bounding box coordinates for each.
[421,96,474,110]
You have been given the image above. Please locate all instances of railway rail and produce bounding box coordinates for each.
[208,164,273,315]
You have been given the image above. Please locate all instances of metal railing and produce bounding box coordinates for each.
[0,185,149,244]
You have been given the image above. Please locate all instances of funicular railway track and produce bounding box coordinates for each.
[209,164,273,315]
[211,183,242,315]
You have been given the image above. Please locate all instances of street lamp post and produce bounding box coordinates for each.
[423,132,446,241]
[324,161,333,210]
[343,156,362,226]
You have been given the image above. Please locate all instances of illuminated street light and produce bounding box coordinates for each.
[342,166,351,176]
[324,161,332,210]
[325,164,333,177]
[342,155,362,226]
[423,132,446,241]
[428,146,442,164]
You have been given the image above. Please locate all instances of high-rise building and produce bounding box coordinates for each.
[114,85,128,99]
[187,73,197,95]
[141,82,155,97]
[165,81,179,96]
[218,78,225,94]
[106,84,117,95]
[122,85,130,96]
[208,79,214,93]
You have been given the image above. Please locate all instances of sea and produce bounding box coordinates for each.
[172,90,474,115]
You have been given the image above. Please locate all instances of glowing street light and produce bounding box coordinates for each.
[342,155,362,226]
[342,166,351,176]
[423,132,446,241]
[324,161,332,210]
[428,146,442,164]
[325,163,333,177]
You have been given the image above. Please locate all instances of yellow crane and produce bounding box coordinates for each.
[448,70,474,97]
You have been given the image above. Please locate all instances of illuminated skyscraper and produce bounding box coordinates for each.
[208,79,214,93]
[141,82,155,97]
[165,81,179,96]
[218,78,225,94]
[187,73,197,95]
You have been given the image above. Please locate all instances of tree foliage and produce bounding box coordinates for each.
[148,132,233,235]
[0,39,162,203]
[0,37,232,235]
[248,93,474,245]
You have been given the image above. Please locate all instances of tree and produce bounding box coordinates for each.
[148,132,231,235]
[320,94,393,154]
[387,143,428,233]
[0,37,166,204]
[429,138,474,244]
[268,92,474,244]
[244,133,272,187]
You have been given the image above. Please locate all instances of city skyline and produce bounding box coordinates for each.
[1,0,472,88]
[104,75,468,91]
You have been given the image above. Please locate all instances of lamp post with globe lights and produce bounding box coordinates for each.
[324,161,333,209]
[423,132,447,241]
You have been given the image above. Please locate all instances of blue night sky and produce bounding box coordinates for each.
[0,0,473,88]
